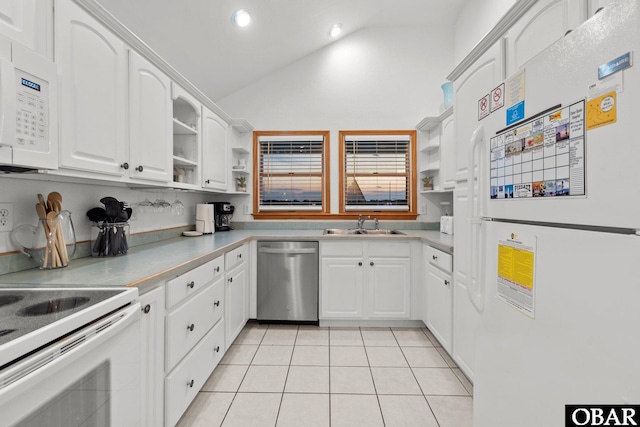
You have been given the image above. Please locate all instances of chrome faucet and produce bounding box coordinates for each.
[357,214,370,230]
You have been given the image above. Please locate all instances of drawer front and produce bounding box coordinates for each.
[165,319,225,427]
[166,259,218,309]
[166,282,219,371]
[320,241,363,257]
[424,245,453,273]
[225,244,248,270]
[211,255,224,281]
[368,241,410,257]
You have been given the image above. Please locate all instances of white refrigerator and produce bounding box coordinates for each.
[467,1,640,425]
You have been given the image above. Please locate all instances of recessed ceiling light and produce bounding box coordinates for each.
[330,23,343,38]
[232,9,251,27]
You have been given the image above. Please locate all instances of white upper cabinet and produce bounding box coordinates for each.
[453,42,504,183]
[171,83,202,188]
[128,50,172,182]
[440,113,456,189]
[56,0,128,176]
[505,0,588,75]
[202,106,229,191]
[0,0,52,57]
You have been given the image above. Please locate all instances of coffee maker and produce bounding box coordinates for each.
[211,202,234,231]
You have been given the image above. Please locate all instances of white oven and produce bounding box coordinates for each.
[0,288,140,427]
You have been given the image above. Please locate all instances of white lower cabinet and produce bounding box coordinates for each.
[424,245,453,352]
[162,256,226,426]
[138,285,165,427]
[320,241,411,320]
[225,261,248,349]
[165,320,225,427]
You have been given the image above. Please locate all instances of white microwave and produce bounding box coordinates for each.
[0,35,58,171]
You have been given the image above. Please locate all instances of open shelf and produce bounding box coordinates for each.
[173,118,197,135]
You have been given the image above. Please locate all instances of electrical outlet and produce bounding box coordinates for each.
[243,204,250,215]
[0,203,13,231]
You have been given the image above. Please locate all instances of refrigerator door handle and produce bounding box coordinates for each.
[466,124,485,313]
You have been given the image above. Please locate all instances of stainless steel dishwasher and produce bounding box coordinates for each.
[257,241,318,324]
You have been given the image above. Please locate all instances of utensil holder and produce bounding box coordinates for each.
[91,222,130,257]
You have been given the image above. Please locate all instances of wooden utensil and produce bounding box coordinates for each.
[46,211,62,267]
[49,200,68,266]
[35,203,51,268]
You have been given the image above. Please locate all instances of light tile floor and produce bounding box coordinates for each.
[176,323,473,427]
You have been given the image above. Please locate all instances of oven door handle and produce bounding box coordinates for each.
[0,303,141,392]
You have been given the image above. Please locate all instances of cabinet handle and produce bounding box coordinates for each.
[432,255,438,260]
[238,253,242,259]
[120,162,129,170]
[370,261,374,266]
[142,304,151,314]
[228,277,233,283]
[187,281,195,289]
[205,179,210,184]
[444,280,450,286]
[358,262,362,266]
[187,324,195,332]
[214,346,220,353]
[187,379,194,388]
[136,165,144,172]
[214,300,220,307]
[215,266,220,273]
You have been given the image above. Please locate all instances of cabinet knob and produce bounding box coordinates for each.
[205,179,210,184]
[238,253,242,259]
[444,280,450,286]
[370,261,374,266]
[214,300,220,307]
[432,255,438,260]
[215,266,220,272]
[142,304,151,314]
[358,262,362,266]
[228,277,233,283]
[187,281,195,289]
[214,346,220,353]
[120,162,129,170]
[136,165,144,172]
[187,324,195,332]
[187,379,194,388]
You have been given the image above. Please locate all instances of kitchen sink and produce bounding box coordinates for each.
[323,229,405,235]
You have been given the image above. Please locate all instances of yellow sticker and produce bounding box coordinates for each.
[586,91,617,130]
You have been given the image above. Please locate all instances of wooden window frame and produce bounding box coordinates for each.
[338,130,418,220]
[253,130,331,220]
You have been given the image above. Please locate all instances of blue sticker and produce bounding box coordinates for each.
[598,52,632,79]
[506,101,525,126]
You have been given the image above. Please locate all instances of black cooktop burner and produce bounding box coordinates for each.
[0,295,23,308]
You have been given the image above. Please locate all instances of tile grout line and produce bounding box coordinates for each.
[273,325,298,427]
[361,327,387,427]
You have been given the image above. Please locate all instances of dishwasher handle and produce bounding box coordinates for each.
[258,247,317,255]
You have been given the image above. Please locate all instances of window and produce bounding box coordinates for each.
[339,130,417,217]
[253,131,330,219]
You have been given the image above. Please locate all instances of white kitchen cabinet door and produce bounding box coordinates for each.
[202,106,229,191]
[128,50,172,182]
[0,0,51,57]
[452,184,478,380]
[320,257,364,319]
[453,42,503,183]
[56,0,127,177]
[138,286,165,427]
[425,263,453,352]
[366,257,411,319]
[440,114,456,189]
[225,262,247,349]
[505,0,588,75]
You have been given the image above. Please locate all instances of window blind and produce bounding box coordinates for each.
[258,136,324,211]
[343,135,411,211]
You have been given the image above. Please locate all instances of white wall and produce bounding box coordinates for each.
[453,0,516,64]
[0,175,212,253]
[218,25,456,218]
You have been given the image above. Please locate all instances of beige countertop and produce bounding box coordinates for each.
[0,229,453,293]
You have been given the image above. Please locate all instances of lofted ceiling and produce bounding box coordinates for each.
[95,0,467,102]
